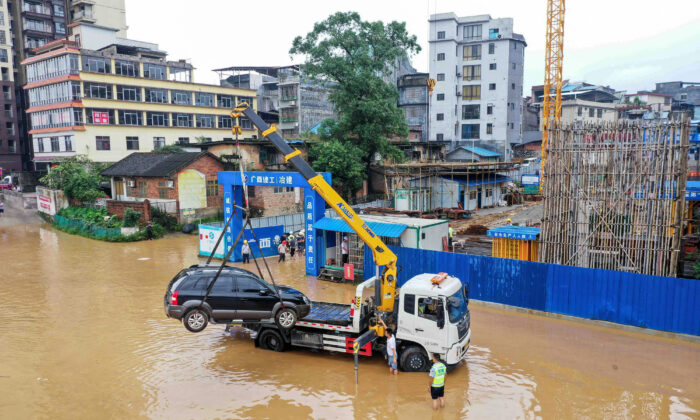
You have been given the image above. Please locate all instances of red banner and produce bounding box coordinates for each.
[92,111,109,124]
[344,264,354,280]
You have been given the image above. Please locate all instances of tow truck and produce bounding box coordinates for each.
[220,104,472,371]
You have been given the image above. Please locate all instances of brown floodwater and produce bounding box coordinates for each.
[1,221,699,419]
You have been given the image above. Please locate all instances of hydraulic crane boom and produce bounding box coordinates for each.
[232,103,399,313]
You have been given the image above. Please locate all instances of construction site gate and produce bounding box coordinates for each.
[217,171,331,276]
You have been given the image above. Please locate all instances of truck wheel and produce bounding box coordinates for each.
[259,329,286,352]
[400,346,429,372]
[183,309,208,333]
[275,307,298,330]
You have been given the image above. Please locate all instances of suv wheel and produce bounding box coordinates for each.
[258,329,286,352]
[183,308,208,333]
[400,345,429,372]
[275,307,297,330]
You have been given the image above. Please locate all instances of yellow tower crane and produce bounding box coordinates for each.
[540,0,566,192]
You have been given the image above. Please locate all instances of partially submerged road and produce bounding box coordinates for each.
[1,222,698,419]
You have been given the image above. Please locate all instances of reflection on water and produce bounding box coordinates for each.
[0,223,699,419]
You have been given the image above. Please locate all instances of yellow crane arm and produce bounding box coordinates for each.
[232,103,398,312]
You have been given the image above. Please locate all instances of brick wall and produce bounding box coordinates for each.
[248,185,303,216]
[107,199,151,224]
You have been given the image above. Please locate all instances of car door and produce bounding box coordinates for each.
[235,275,278,320]
[205,275,237,321]
[402,296,445,355]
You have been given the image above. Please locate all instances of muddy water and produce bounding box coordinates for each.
[1,222,699,419]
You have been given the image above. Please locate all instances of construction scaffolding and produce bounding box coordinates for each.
[540,119,690,276]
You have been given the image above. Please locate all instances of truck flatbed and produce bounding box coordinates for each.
[300,302,352,327]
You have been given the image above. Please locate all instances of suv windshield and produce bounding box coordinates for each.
[447,287,469,323]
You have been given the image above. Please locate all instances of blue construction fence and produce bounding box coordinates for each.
[363,246,700,336]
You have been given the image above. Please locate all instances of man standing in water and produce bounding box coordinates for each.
[278,240,287,262]
[241,240,250,263]
[429,354,447,410]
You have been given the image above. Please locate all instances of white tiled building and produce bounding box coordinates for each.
[428,13,526,160]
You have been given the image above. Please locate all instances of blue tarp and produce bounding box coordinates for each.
[313,217,407,238]
[487,226,541,240]
[459,146,501,157]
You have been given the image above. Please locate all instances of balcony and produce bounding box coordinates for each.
[71,0,96,5]
[22,3,52,16]
[280,118,298,123]
[280,96,298,102]
[72,10,96,23]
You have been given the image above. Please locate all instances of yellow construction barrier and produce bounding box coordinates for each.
[487,226,540,262]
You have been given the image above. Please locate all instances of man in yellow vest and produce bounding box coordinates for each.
[428,353,447,410]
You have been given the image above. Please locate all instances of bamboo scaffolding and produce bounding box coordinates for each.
[539,118,690,276]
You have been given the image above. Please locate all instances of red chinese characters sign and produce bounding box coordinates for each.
[344,263,354,280]
[92,111,109,125]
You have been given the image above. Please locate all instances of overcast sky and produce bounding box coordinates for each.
[125,0,700,93]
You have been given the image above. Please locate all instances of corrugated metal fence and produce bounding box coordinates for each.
[363,246,700,336]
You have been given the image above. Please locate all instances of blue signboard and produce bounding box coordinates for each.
[521,174,539,185]
[218,171,330,276]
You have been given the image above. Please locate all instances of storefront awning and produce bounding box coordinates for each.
[313,217,407,238]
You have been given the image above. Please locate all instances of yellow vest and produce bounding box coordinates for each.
[431,362,446,387]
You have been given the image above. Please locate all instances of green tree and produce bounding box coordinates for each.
[154,145,184,153]
[39,155,106,203]
[290,12,419,194]
[309,138,365,199]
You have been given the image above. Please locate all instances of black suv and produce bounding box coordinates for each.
[165,265,311,333]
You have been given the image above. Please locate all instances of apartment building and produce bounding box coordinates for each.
[69,0,127,36]
[277,66,334,138]
[0,0,20,170]
[428,13,526,159]
[532,81,618,124]
[24,23,257,169]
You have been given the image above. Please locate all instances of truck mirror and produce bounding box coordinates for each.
[436,300,445,329]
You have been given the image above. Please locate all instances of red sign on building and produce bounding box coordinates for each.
[92,111,109,125]
[344,263,354,280]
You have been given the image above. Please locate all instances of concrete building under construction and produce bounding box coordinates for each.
[539,119,690,277]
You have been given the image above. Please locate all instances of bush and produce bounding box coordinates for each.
[151,207,178,231]
[58,206,123,228]
[123,208,142,227]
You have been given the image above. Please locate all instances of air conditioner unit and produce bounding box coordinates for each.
[166,180,174,188]
[127,180,135,187]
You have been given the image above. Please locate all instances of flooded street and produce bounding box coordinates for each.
[1,221,699,419]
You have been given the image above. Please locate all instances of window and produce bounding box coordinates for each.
[86,108,114,125]
[462,65,480,81]
[171,90,191,105]
[237,276,266,293]
[487,105,493,115]
[514,42,517,49]
[417,297,439,321]
[511,83,516,90]
[195,92,215,107]
[589,108,594,118]
[0,31,5,44]
[83,56,110,73]
[680,93,688,101]
[436,93,445,101]
[436,73,445,81]
[143,63,166,80]
[177,137,189,145]
[96,136,110,150]
[218,94,234,108]
[437,53,445,61]
[153,137,166,149]
[157,181,169,199]
[64,136,73,151]
[0,49,7,63]
[35,138,44,153]
[85,82,112,99]
[462,105,480,119]
[436,113,444,121]
[118,110,142,126]
[53,4,64,16]
[463,45,481,61]
[206,180,219,197]
[488,83,496,91]
[248,186,256,197]
[489,63,497,70]
[469,191,477,200]
[115,60,139,77]
[489,28,499,39]
[463,24,482,40]
[145,88,167,103]
[137,181,147,197]
[404,294,415,314]
[462,85,481,100]
[597,108,603,118]
[174,113,193,127]
[461,124,479,139]
[509,122,514,129]
[116,85,141,101]
[50,136,59,152]
[486,188,493,198]
[55,22,65,34]
[437,31,445,40]
[146,112,167,126]
[126,136,139,150]
[512,63,516,70]
[196,114,215,128]
[218,115,233,129]
[577,107,582,116]
[488,43,495,54]
[487,123,493,134]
